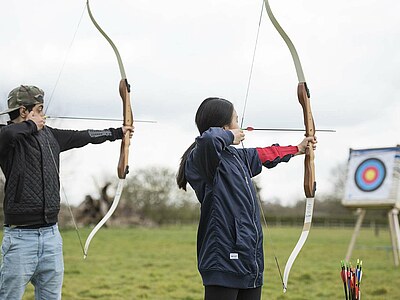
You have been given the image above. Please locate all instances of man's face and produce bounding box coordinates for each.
[20,103,44,121]
[30,104,44,116]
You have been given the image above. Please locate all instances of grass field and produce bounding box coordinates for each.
[12,226,398,299]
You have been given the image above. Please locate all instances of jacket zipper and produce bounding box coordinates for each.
[233,154,259,288]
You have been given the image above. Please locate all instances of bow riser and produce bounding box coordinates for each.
[304,147,316,197]
[118,79,133,179]
[297,83,316,198]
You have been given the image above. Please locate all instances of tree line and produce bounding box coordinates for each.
[0,164,392,228]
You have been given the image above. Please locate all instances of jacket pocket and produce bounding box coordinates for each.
[234,218,245,249]
[4,172,25,211]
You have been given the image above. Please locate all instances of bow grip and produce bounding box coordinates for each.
[298,82,316,198]
[117,79,133,179]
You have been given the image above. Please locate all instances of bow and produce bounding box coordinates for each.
[263,0,316,292]
[83,0,133,259]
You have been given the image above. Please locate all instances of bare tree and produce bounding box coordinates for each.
[123,167,199,225]
[74,183,113,226]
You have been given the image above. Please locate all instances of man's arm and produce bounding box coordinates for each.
[49,127,123,152]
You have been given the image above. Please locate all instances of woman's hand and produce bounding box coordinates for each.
[296,136,317,155]
[229,128,245,145]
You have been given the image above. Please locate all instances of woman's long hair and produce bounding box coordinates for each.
[176,97,234,190]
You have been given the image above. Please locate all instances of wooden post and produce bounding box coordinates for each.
[388,208,400,266]
[345,208,366,261]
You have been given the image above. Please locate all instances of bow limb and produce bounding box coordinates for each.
[263,0,316,292]
[83,180,124,259]
[83,0,133,259]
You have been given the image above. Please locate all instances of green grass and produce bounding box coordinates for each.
[11,226,397,299]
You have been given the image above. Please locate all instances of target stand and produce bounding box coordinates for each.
[342,146,400,266]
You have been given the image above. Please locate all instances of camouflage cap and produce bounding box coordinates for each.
[0,85,44,115]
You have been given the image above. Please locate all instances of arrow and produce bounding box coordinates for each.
[341,260,349,300]
[46,116,156,123]
[243,126,335,132]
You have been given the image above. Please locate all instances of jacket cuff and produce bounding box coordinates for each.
[110,128,124,140]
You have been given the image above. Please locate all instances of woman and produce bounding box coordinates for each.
[177,97,316,300]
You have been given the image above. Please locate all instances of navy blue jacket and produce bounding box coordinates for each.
[185,127,296,289]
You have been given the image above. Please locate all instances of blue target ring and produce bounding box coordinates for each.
[354,158,386,192]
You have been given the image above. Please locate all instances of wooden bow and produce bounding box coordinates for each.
[83,0,133,259]
[263,0,316,292]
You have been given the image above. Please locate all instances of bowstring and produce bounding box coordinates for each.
[47,140,85,255]
[45,4,87,114]
[240,0,284,288]
[240,1,264,130]
[44,3,87,255]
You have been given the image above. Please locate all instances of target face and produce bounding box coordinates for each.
[354,158,386,192]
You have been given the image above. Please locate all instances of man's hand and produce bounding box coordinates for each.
[122,125,134,138]
[26,111,46,130]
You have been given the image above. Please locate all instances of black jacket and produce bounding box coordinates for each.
[0,120,122,225]
[185,128,295,289]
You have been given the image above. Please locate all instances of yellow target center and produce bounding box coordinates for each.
[365,169,376,181]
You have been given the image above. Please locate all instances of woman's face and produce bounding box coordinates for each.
[224,109,239,130]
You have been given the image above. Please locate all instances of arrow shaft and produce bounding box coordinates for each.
[47,116,155,123]
[244,127,334,132]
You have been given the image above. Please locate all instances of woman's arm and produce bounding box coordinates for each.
[256,145,298,168]
[256,136,317,168]
[192,127,234,181]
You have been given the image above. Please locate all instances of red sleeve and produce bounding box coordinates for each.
[256,145,299,164]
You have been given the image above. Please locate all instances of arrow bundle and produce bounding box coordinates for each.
[340,259,363,300]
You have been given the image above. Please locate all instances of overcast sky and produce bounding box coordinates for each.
[1,0,399,206]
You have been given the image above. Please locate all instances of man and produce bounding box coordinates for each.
[0,85,133,299]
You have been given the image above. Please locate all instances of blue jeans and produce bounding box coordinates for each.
[0,224,64,300]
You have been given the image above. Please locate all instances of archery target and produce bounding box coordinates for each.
[343,147,399,205]
[354,158,386,192]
